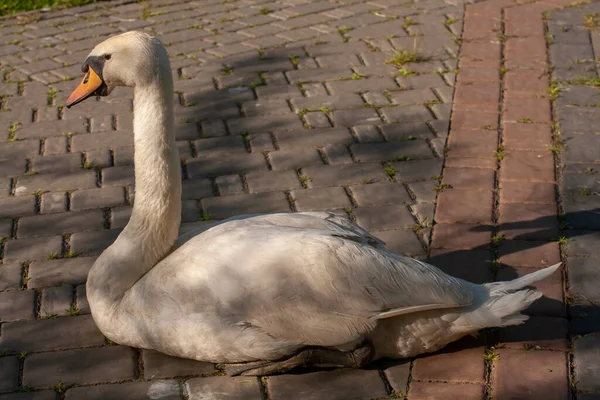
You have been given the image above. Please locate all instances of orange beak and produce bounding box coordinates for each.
[66,67,103,108]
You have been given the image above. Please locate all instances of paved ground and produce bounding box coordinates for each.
[0,0,598,398]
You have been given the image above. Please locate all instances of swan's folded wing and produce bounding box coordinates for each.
[243,233,475,347]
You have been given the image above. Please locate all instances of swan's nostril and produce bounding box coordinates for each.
[83,72,90,85]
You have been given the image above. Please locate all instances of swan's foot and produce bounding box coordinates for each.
[218,344,375,376]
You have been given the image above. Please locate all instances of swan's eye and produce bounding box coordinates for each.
[104,54,111,60]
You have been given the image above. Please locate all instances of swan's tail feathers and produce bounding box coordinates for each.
[484,263,562,294]
[453,263,562,332]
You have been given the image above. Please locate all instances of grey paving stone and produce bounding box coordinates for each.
[372,229,425,256]
[267,368,388,400]
[563,195,600,230]
[303,163,389,187]
[355,205,416,230]
[65,380,183,400]
[18,210,105,238]
[292,186,352,211]
[0,263,22,291]
[0,196,36,219]
[353,125,384,143]
[384,360,412,396]
[568,256,600,303]
[0,290,35,322]
[23,346,136,388]
[70,229,121,255]
[40,192,67,214]
[0,390,57,400]
[187,154,267,178]
[0,356,19,393]
[550,44,594,67]
[202,191,291,218]
[566,230,600,256]
[76,284,89,314]
[246,170,303,193]
[392,159,443,182]
[556,85,600,107]
[0,315,104,352]
[215,175,245,196]
[351,140,434,162]
[71,187,126,211]
[143,351,214,380]
[574,333,600,392]
[186,376,262,400]
[274,127,354,149]
[41,284,73,317]
[4,236,64,262]
[381,122,435,141]
[563,133,600,163]
[381,104,434,123]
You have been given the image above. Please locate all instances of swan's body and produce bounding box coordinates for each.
[66,31,561,372]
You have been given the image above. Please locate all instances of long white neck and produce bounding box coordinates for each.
[87,67,181,313]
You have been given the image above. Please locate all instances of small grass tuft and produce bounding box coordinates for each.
[444,18,457,25]
[578,188,593,196]
[44,313,58,319]
[434,182,452,193]
[492,235,505,246]
[394,68,416,77]
[393,155,410,162]
[337,26,353,35]
[200,213,213,221]
[47,88,57,105]
[402,16,417,29]
[318,105,333,118]
[17,386,33,393]
[484,348,500,362]
[351,72,366,80]
[585,167,597,175]
[298,174,311,185]
[489,259,501,273]
[557,236,569,245]
[566,76,600,87]
[425,99,441,107]
[361,178,374,184]
[220,65,233,76]
[260,7,270,14]
[584,13,600,29]
[498,33,516,42]
[82,160,94,169]
[8,122,20,141]
[518,118,534,124]
[413,217,430,231]
[55,381,68,394]
[288,54,300,67]
[46,252,60,260]
[67,305,80,316]
[18,351,27,359]
[384,164,397,179]
[549,143,565,154]
[548,78,561,100]
[64,250,78,258]
[481,125,495,131]
[494,146,506,160]
[385,50,428,67]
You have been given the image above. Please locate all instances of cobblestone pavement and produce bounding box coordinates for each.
[0,0,598,398]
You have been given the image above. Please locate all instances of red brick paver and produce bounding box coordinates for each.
[427,0,579,397]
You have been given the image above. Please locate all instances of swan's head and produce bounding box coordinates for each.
[66,31,170,108]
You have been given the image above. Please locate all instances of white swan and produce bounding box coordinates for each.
[65,31,561,376]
